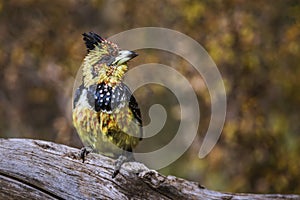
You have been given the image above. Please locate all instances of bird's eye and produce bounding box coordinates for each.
[99,56,114,66]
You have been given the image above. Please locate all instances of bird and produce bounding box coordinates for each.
[72,32,142,178]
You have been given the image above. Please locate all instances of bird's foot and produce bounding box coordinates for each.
[112,152,134,178]
[63,147,93,163]
[79,147,93,163]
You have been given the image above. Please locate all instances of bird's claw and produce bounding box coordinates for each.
[79,147,93,163]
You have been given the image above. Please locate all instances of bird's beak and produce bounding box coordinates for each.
[113,50,138,65]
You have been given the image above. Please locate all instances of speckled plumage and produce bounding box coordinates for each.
[72,32,142,161]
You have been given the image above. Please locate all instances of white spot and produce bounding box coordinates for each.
[100,99,103,103]
[100,94,104,97]
[99,89,103,93]
[106,97,110,101]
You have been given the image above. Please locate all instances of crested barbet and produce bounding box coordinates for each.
[72,32,142,178]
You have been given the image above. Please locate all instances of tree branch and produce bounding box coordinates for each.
[0,138,299,199]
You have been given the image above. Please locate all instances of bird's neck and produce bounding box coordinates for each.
[82,62,128,88]
[100,64,128,86]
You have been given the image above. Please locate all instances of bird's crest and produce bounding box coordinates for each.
[82,32,119,54]
[83,32,104,52]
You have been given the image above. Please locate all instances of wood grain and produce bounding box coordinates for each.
[0,138,299,200]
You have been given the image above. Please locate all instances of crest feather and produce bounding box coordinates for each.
[82,32,104,52]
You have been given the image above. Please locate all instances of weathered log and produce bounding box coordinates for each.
[0,138,299,200]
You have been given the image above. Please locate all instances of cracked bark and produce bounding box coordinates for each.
[0,138,299,200]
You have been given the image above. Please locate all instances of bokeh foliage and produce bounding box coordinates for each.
[0,0,299,193]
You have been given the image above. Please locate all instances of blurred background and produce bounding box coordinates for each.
[0,0,299,194]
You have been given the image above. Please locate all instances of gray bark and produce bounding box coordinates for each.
[0,138,299,200]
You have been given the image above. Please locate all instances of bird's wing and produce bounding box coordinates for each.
[122,83,143,140]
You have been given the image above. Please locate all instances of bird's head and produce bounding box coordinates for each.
[81,32,138,87]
